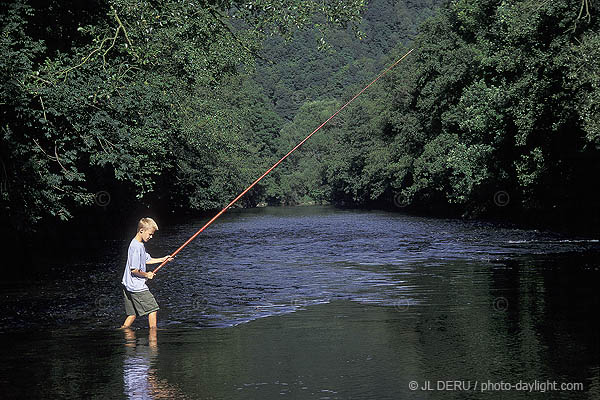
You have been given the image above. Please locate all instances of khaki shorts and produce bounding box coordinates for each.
[123,288,159,317]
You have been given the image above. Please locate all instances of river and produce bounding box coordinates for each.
[1,206,599,399]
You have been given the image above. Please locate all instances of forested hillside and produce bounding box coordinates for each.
[254,0,443,120]
[2,0,599,244]
[262,0,600,233]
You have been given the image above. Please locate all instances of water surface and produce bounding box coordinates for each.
[1,206,598,399]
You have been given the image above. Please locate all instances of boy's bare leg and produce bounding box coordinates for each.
[149,327,157,349]
[120,315,136,329]
[123,327,136,347]
[148,311,157,329]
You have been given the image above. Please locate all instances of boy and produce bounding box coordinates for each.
[120,217,172,329]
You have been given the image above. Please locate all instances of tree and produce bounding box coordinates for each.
[0,0,366,234]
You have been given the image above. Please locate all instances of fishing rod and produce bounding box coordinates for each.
[153,48,415,274]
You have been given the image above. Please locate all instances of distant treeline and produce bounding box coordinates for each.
[2,0,599,240]
[262,0,600,233]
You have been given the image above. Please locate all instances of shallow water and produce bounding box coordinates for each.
[1,206,599,399]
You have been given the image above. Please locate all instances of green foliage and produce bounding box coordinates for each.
[4,0,597,236]
[369,0,599,219]
[264,99,339,205]
[271,0,599,227]
[254,0,445,120]
[0,0,364,233]
[254,0,447,208]
[404,133,492,205]
[565,30,600,147]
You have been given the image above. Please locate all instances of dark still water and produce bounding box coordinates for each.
[1,206,599,399]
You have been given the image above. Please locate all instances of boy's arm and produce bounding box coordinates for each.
[146,255,174,265]
[131,269,154,279]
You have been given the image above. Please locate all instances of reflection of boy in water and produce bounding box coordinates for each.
[120,217,172,329]
[123,328,153,399]
[122,329,185,399]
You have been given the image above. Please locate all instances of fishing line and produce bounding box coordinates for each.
[153,48,415,274]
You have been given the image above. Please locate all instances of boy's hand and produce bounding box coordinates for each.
[161,255,174,263]
[146,271,155,279]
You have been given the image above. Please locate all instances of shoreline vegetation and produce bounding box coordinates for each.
[2,0,599,251]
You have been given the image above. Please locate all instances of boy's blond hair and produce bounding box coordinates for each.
[138,217,159,232]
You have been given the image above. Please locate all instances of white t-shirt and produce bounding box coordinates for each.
[122,238,151,292]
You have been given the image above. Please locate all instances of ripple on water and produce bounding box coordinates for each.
[1,206,598,331]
